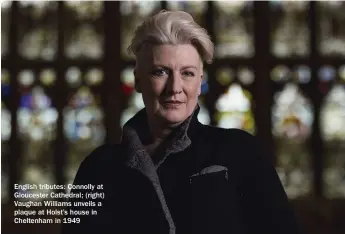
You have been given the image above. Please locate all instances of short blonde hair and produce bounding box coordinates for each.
[127,10,214,64]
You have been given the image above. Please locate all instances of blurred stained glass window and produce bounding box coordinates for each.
[238,66,255,85]
[120,67,135,97]
[340,65,345,82]
[214,67,255,132]
[293,65,312,84]
[63,67,105,188]
[166,1,207,27]
[3,0,345,203]
[120,1,161,59]
[2,69,11,97]
[320,84,345,198]
[271,65,291,82]
[121,92,145,127]
[270,1,310,58]
[17,1,58,60]
[17,85,58,198]
[214,1,254,58]
[39,68,57,87]
[64,1,104,59]
[1,102,11,203]
[317,2,345,57]
[198,99,211,126]
[198,70,211,125]
[1,1,11,57]
[272,83,314,199]
[318,65,337,82]
[217,67,235,86]
[199,70,209,96]
[214,82,255,134]
[66,66,82,87]
[317,65,337,94]
[1,69,11,202]
[271,65,311,84]
[64,86,105,186]
[1,102,11,143]
[120,67,145,127]
[85,68,104,86]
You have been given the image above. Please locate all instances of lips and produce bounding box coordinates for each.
[161,100,184,107]
[163,100,183,104]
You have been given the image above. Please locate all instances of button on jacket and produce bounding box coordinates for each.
[61,105,302,234]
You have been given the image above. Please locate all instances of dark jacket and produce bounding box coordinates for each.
[61,105,301,234]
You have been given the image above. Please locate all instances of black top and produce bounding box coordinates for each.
[61,105,302,234]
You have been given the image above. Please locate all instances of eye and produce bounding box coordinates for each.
[182,71,195,77]
[151,69,169,77]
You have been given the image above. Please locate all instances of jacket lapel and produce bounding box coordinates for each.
[121,121,176,234]
[120,105,203,234]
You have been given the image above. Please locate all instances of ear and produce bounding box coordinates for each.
[134,68,142,93]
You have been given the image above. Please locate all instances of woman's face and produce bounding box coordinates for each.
[135,44,202,125]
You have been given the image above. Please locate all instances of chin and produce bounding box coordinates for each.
[161,110,186,124]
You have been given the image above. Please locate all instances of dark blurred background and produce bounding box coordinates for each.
[1,1,345,233]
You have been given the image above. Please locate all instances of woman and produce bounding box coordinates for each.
[61,10,301,234]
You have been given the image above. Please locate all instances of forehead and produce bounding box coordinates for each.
[146,44,201,67]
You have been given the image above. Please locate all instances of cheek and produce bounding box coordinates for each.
[141,79,165,101]
[150,80,166,95]
[186,80,201,98]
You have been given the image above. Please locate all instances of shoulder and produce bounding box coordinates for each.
[201,125,256,147]
[76,143,124,176]
[84,143,121,162]
[199,125,263,164]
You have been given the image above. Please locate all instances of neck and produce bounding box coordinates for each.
[148,117,182,145]
[144,116,183,157]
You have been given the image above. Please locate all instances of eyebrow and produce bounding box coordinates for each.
[152,64,198,70]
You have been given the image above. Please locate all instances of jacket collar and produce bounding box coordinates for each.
[121,104,201,167]
[119,104,201,234]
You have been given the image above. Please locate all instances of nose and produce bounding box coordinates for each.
[165,72,183,95]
